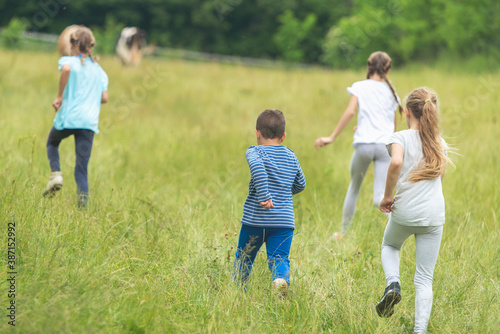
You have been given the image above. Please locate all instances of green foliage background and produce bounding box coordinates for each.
[1,0,499,67]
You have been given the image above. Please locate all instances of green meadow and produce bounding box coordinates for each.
[0,49,498,333]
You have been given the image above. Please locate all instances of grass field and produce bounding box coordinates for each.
[0,49,499,333]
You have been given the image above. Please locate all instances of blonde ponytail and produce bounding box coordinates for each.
[70,27,98,65]
[405,88,451,182]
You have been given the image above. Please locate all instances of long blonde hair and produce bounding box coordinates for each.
[367,51,402,115]
[70,27,99,65]
[405,87,450,182]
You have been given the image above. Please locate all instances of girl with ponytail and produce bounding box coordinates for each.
[376,88,451,334]
[69,27,100,65]
[43,26,109,207]
[314,51,402,238]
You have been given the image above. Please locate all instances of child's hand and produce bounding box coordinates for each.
[52,97,63,112]
[314,137,333,149]
[379,196,394,213]
[260,199,274,210]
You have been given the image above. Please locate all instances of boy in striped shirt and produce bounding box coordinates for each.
[234,109,306,293]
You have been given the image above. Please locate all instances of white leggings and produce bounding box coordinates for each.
[381,220,443,334]
[341,144,390,233]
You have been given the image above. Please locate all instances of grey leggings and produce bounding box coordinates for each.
[382,220,443,334]
[341,144,390,233]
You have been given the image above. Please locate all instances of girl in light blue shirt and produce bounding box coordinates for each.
[43,26,109,207]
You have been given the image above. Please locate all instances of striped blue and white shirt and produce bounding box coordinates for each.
[241,145,306,229]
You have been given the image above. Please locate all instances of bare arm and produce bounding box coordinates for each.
[101,91,109,104]
[314,95,358,148]
[441,142,448,181]
[380,143,404,213]
[52,64,71,112]
[394,110,398,132]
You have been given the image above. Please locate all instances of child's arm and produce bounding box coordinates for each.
[52,64,71,112]
[246,148,273,207]
[101,91,109,104]
[314,95,358,149]
[260,199,274,209]
[380,143,404,213]
[394,109,398,131]
[100,67,109,104]
[292,165,306,195]
[441,139,448,181]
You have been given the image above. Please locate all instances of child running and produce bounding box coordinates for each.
[234,109,306,293]
[43,26,109,207]
[376,88,451,334]
[314,51,402,238]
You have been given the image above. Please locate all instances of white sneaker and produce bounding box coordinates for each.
[43,172,63,197]
[272,278,288,297]
[333,232,346,241]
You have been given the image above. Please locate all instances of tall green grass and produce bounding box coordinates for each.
[0,49,498,333]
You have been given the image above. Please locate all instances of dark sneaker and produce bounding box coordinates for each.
[376,282,401,317]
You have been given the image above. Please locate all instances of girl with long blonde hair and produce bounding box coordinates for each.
[376,87,452,334]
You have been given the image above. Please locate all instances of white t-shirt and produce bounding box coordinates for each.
[347,79,400,146]
[387,129,447,226]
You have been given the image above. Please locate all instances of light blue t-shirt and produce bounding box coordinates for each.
[53,56,108,134]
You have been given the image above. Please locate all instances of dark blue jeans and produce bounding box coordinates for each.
[46,127,94,202]
[234,224,294,286]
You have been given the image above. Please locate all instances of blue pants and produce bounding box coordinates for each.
[46,127,94,202]
[234,224,294,285]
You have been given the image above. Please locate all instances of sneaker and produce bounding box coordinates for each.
[77,192,88,208]
[376,282,401,317]
[272,278,288,297]
[43,172,63,197]
[333,232,345,240]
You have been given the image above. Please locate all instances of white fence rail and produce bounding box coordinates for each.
[2,30,327,70]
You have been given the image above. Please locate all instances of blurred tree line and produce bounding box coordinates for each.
[1,0,499,68]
